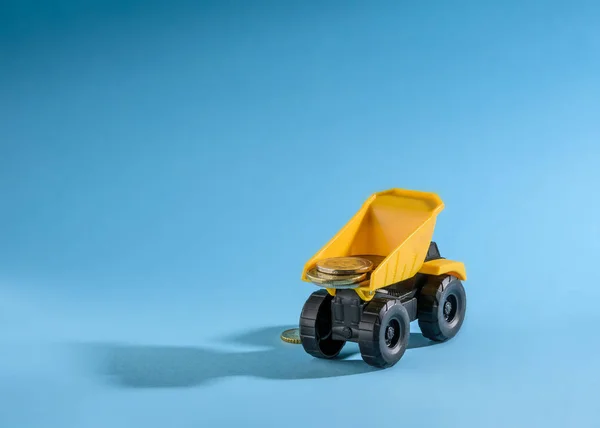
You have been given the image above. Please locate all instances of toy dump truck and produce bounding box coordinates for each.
[299,188,467,368]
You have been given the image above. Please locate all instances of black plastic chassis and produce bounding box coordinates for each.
[329,276,420,342]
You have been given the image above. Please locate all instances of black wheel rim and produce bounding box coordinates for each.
[443,294,458,323]
[384,319,401,348]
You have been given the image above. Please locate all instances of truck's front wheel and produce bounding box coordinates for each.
[417,275,467,341]
[299,290,345,359]
[358,298,410,368]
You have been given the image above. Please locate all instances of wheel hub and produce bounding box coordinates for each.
[444,301,452,316]
[385,326,395,342]
[384,319,401,348]
[443,295,458,323]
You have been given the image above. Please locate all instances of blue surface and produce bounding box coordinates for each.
[2,1,600,427]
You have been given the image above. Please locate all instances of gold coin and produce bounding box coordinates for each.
[306,267,366,286]
[316,256,373,275]
[280,328,301,344]
[354,255,386,269]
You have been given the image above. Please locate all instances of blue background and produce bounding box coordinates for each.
[1,1,600,427]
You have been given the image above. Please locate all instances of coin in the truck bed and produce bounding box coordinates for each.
[316,256,373,275]
[354,254,386,268]
[280,328,301,344]
[306,267,367,286]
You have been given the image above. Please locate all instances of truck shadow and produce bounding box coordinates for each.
[74,327,435,388]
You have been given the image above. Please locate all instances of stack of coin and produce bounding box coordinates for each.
[306,256,379,289]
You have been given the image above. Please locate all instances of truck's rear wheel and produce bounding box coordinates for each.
[417,275,466,341]
[299,290,346,359]
[358,298,410,368]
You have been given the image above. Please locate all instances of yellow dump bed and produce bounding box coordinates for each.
[302,188,445,298]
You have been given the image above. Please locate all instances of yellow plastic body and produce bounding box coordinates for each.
[419,259,467,281]
[301,188,461,301]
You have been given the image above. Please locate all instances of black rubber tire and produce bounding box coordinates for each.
[417,275,467,342]
[299,290,346,359]
[358,298,410,368]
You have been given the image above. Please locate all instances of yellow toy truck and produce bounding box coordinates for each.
[299,188,467,368]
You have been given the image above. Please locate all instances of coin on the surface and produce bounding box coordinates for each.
[280,328,301,344]
[316,256,373,275]
[306,267,366,287]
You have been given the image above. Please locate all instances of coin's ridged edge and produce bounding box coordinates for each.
[306,267,367,285]
[315,256,374,275]
[280,330,301,344]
